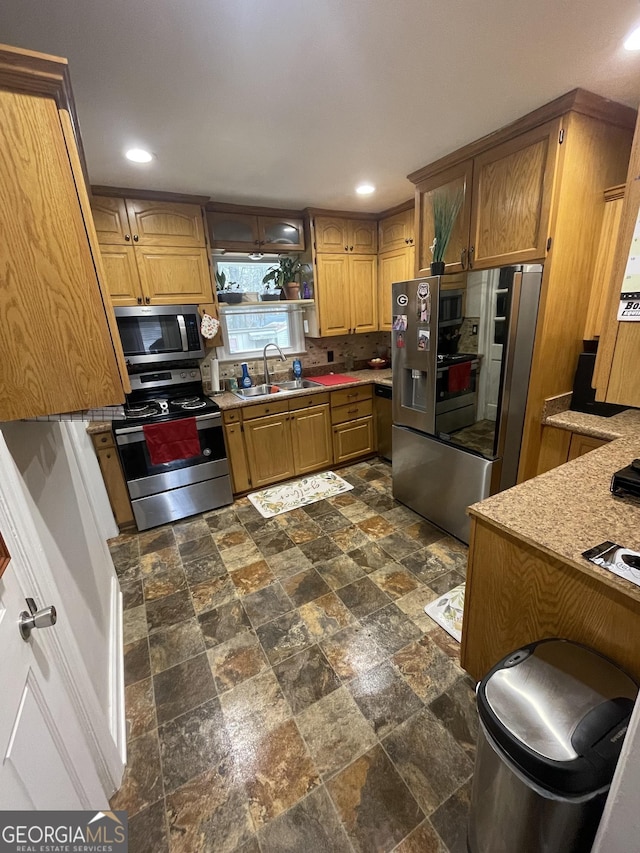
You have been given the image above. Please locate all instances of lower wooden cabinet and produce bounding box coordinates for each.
[333,417,375,463]
[222,387,377,494]
[89,429,134,530]
[537,425,609,474]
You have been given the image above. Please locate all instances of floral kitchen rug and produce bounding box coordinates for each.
[248,471,354,518]
[424,582,465,642]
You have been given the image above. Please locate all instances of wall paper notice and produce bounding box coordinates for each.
[617,209,640,321]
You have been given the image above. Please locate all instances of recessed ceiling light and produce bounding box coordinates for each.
[125,148,153,163]
[624,24,640,50]
[356,183,375,195]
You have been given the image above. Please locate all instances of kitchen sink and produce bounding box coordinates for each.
[233,384,281,399]
[275,379,322,390]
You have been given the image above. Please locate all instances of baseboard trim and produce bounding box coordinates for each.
[109,575,127,774]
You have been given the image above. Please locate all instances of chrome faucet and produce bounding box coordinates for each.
[263,342,286,385]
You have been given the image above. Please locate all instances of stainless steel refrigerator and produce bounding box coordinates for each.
[392,264,542,543]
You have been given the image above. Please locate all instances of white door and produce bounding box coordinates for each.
[0,538,108,808]
[478,268,505,422]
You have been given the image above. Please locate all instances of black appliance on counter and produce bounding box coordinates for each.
[570,351,626,418]
[113,366,232,530]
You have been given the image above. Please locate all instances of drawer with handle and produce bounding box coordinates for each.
[331,385,373,408]
[331,398,373,425]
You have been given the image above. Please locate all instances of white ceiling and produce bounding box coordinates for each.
[1,0,639,212]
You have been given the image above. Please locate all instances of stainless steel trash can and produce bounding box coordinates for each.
[468,639,638,853]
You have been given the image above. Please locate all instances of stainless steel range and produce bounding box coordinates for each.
[113,367,232,531]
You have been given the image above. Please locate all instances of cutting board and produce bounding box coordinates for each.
[312,374,359,386]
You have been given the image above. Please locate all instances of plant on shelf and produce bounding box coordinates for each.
[430,187,463,274]
[215,269,242,303]
[262,255,310,300]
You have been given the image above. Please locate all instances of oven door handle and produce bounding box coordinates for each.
[177,315,188,351]
[115,411,222,442]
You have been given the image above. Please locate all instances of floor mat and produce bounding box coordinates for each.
[248,471,354,518]
[424,582,465,642]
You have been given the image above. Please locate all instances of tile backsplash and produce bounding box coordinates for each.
[217,332,391,384]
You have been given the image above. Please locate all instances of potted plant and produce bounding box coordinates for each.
[261,281,282,301]
[215,270,242,303]
[430,187,463,275]
[262,255,310,301]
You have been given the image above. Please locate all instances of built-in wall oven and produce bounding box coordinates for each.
[113,368,232,530]
[114,304,205,366]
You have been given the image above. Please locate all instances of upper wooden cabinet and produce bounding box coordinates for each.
[315,254,377,336]
[207,209,305,252]
[378,208,415,253]
[414,120,559,274]
[470,119,560,269]
[584,185,625,341]
[409,89,636,482]
[91,195,214,306]
[314,216,377,254]
[378,246,414,331]
[0,45,127,421]
[595,109,640,409]
[91,196,205,246]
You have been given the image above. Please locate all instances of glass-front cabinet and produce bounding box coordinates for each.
[208,209,305,252]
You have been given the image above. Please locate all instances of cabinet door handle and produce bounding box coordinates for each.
[125,234,131,242]
[347,407,358,414]
[344,245,349,252]
[145,296,150,304]
[460,248,467,269]
[137,297,142,304]
[133,234,139,242]
[349,246,354,251]
[468,245,474,269]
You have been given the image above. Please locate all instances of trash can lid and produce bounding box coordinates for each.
[477,639,638,794]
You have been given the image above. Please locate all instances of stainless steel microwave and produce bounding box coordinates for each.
[114,304,205,365]
[439,289,464,327]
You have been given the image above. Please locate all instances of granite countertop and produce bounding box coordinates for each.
[469,435,640,602]
[543,407,640,441]
[211,368,392,411]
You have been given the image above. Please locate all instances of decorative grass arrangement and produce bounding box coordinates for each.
[431,188,463,262]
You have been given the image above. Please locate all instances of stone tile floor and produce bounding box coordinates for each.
[109,459,477,853]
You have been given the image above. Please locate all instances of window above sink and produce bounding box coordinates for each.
[216,303,306,363]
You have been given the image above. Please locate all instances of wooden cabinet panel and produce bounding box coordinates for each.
[314,216,348,253]
[90,196,131,244]
[224,421,251,493]
[0,89,124,420]
[333,416,374,463]
[100,245,142,306]
[585,187,624,341]
[567,433,608,460]
[134,246,213,304]
[331,385,372,408]
[242,399,289,420]
[289,392,330,410]
[378,248,413,331]
[291,404,333,473]
[379,209,414,253]
[349,255,378,332]
[332,399,373,425]
[91,438,134,529]
[126,200,205,246]
[470,119,560,269]
[244,413,295,487]
[315,255,351,335]
[348,220,377,254]
[416,160,473,274]
[536,426,572,475]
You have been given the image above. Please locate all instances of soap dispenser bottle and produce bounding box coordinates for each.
[240,363,253,388]
[292,359,302,379]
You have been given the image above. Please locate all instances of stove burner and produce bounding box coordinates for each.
[171,396,200,405]
[125,402,160,419]
[179,399,207,410]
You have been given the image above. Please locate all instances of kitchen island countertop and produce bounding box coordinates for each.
[542,406,640,441]
[210,368,392,411]
[468,434,640,603]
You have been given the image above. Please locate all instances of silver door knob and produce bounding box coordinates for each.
[19,597,57,641]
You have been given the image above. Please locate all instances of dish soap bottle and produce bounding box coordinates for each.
[240,363,253,388]
[293,359,302,379]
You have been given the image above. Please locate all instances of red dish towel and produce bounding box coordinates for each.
[311,374,359,386]
[143,418,201,465]
[448,362,472,393]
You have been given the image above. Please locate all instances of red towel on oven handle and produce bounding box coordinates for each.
[143,418,201,465]
[448,361,472,393]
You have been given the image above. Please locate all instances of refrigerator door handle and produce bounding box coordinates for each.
[495,270,522,462]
